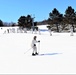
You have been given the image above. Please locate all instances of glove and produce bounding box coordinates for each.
[38,40,40,42]
[34,44,36,46]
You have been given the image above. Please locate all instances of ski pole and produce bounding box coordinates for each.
[24,47,32,54]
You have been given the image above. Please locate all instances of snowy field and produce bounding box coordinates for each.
[0,30,76,74]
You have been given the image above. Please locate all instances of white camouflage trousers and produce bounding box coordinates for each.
[32,46,37,54]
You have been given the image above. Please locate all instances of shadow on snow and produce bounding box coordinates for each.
[38,53,62,56]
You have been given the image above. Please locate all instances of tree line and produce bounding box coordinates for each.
[47,6,76,32]
[0,6,76,32]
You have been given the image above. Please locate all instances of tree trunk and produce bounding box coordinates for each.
[72,23,75,32]
[56,24,59,32]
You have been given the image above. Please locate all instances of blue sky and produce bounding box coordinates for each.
[0,0,76,23]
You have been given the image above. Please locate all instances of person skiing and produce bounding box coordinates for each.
[31,36,40,56]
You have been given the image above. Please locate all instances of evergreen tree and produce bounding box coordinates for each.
[0,20,4,27]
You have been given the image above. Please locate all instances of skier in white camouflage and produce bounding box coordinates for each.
[31,36,40,56]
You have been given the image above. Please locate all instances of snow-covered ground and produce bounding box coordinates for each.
[0,30,76,74]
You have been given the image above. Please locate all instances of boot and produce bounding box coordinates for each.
[35,52,38,55]
[32,53,36,56]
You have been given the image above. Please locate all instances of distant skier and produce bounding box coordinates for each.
[31,36,40,56]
